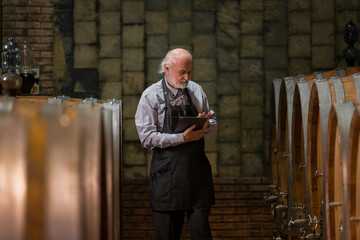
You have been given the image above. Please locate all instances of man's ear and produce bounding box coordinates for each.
[164,63,170,73]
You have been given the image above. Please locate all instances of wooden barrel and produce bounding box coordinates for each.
[269,70,342,237]
[307,73,360,239]
[269,69,343,192]
[325,102,354,240]
[347,104,360,240]
[289,77,313,228]
[0,96,122,240]
[345,66,360,76]
[269,78,282,192]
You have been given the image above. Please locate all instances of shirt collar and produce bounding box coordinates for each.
[164,75,183,97]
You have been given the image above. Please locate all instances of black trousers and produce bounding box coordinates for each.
[152,207,212,240]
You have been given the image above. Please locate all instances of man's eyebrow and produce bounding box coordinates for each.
[178,69,191,74]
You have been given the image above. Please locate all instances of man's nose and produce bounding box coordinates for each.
[184,73,190,80]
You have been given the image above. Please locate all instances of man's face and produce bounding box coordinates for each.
[165,56,193,89]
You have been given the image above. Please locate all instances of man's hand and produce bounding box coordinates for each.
[183,112,210,143]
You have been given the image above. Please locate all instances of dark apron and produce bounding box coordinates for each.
[149,78,215,211]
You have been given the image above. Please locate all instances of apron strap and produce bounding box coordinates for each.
[161,78,171,109]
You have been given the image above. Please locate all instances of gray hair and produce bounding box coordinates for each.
[158,48,192,74]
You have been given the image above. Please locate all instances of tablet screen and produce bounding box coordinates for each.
[174,116,207,133]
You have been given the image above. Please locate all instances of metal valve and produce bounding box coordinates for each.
[292,203,306,212]
[299,162,305,170]
[265,195,278,203]
[350,216,360,226]
[308,215,320,229]
[329,202,342,208]
[314,170,323,178]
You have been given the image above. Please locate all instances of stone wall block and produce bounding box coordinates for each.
[193,12,215,34]
[241,153,264,176]
[169,21,192,45]
[217,166,241,177]
[123,1,145,24]
[194,0,215,10]
[99,12,121,35]
[217,72,240,95]
[217,24,240,47]
[122,48,144,72]
[240,0,264,10]
[288,11,311,34]
[123,119,140,141]
[123,95,141,119]
[122,72,145,95]
[218,95,241,118]
[99,81,122,99]
[289,58,311,76]
[146,35,168,58]
[241,82,263,105]
[146,0,167,11]
[199,81,217,105]
[240,35,264,58]
[218,143,241,165]
[312,22,334,45]
[193,58,217,81]
[218,118,241,142]
[122,25,145,48]
[169,0,191,21]
[288,35,311,57]
[146,11,168,34]
[193,34,216,58]
[240,59,263,82]
[123,142,146,166]
[204,133,218,152]
[74,0,96,21]
[241,106,263,128]
[264,0,287,23]
[288,0,310,10]
[312,0,334,21]
[264,46,288,70]
[100,35,121,58]
[98,58,121,82]
[146,58,162,84]
[123,166,147,179]
[217,48,239,71]
[74,22,96,44]
[241,129,263,152]
[99,0,121,11]
[74,45,97,68]
[336,0,358,10]
[217,0,239,24]
[240,11,263,34]
[265,23,287,46]
[312,45,335,69]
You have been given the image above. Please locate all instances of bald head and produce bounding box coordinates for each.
[159,48,193,89]
[158,48,193,74]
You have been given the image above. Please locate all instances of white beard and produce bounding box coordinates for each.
[169,76,189,89]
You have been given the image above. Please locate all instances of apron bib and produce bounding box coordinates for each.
[149,79,215,211]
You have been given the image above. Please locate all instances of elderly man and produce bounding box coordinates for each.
[135,48,217,240]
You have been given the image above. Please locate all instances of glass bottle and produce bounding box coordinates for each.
[19,41,35,95]
[0,38,22,97]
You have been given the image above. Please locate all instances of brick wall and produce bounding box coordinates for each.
[2,0,54,95]
[122,177,277,239]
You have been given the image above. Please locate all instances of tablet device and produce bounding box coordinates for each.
[174,116,207,133]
